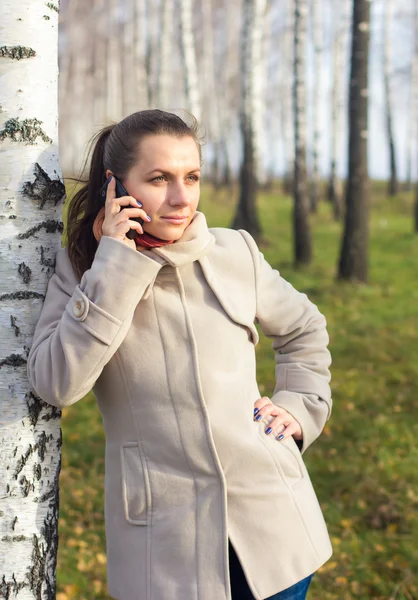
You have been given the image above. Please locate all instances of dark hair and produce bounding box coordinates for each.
[65,109,203,281]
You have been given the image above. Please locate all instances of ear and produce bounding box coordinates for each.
[105,169,114,179]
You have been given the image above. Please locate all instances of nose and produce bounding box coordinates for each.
[167,179,191,207]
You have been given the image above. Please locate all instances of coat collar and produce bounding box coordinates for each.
[149,211,215,267]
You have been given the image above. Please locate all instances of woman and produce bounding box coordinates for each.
[27,109,333,600]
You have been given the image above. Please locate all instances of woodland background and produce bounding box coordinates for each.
[1,0,417,598]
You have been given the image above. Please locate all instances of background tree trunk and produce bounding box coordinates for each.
[0,0,65,596]
[338,0,371,282]
[179,0,201,119]
[156,0,173,109]
[383,0,398,197]
[327,0,350,221]
[293,0,312,265]
[310,0,322,213]
[231,0,266,237]
[406,0,418,192]
[281,0,295,195]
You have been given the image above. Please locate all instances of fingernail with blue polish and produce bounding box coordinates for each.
[146,214,152,221]
[255,414,262,421]
[265,427,272,435]
[278,434,284,441]
[136,200,143,207]
[254,408,259,416]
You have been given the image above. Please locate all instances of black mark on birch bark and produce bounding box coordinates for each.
[11,516,18,531]
[10,315,20,337]
[17,220,64,240]
[18,262,31,284]
[46,2,59,12]
[22,163,65,208]
[0,118,52,144]
[1,535,28,542]
[28,534,45,599]
[0,291,44,301]
[0,354,27,367]
[0,46,36,60]
[0,573,27,598]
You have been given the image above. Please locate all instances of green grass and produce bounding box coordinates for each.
[57,183,418,600]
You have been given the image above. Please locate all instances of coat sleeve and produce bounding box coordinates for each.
[27,235,164,409]
[239,230,332,454]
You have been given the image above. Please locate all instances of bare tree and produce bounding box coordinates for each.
[328,0,350,221]
[156,0,174,109]
[338,0,371,282]
[309,0,323,213]
[406,0,418,192]
[231,0,267,236]
[281,0,295,195]
[179,0,201,118]
[293,0,312,265]
[383,0,398,196]
[0,0,65,595]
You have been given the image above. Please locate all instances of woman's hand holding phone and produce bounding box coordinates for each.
[102,176,151,251]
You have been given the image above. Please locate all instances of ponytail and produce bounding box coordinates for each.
[66,124,115,282]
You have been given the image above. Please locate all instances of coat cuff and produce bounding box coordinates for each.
[271,390,329,454]
[65,236,163,342]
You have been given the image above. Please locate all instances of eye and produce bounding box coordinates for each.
[152,175,166,182]
[187,174,200,182]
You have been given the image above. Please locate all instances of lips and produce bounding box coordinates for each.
[161,215,188,223]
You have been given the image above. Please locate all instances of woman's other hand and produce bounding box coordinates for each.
[253,396,303,442]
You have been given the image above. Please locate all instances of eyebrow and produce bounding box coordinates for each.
[146,168,201,176]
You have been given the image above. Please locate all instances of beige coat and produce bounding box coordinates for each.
[27,211,333,600]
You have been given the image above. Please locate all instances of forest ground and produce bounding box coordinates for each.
[57,182,418,600]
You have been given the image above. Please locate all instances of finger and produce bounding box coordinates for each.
[275,422,300,441]
[266,415,290,434]
[254,398,274,421]
[125,218,144,235]
[117,207,152,222]
[105,175,116,205]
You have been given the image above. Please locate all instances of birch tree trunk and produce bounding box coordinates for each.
[383,0,398,196]
[309,0,322,213]
[156,0,174,109]
[201,0,221,184]
[406,0,418,192]
[293,0,312,265]
[328,0,350,221]
[106,0,123,120]
[133,0,150,110]
[179,0,201,119]
[231,0,266,237]
[338,0,371,282]
[0,1,65,597]
[281,0,295,194]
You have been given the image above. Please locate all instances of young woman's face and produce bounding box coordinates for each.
[109,134,201,241]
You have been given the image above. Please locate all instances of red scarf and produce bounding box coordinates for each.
[92,207,174,249]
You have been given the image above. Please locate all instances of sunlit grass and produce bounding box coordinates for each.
[57,182,418,599]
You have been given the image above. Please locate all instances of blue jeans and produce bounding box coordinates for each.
[229,540,314,600]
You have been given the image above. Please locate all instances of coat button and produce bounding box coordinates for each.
[73,299,85,318]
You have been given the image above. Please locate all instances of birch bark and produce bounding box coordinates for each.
[293,0,312,264]
[309,0,322,212]
[156,0,174,109]
[328,0,350,220]
[231,0,266,236]
[179,0,201,119]
[383,0,398,196]
[0,1,65,597]
[338,0,371,282]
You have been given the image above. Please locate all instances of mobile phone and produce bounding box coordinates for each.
[99,175,144,240]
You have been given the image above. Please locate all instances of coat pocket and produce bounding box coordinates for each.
[257,426,305,488]
[120,442,150,525]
